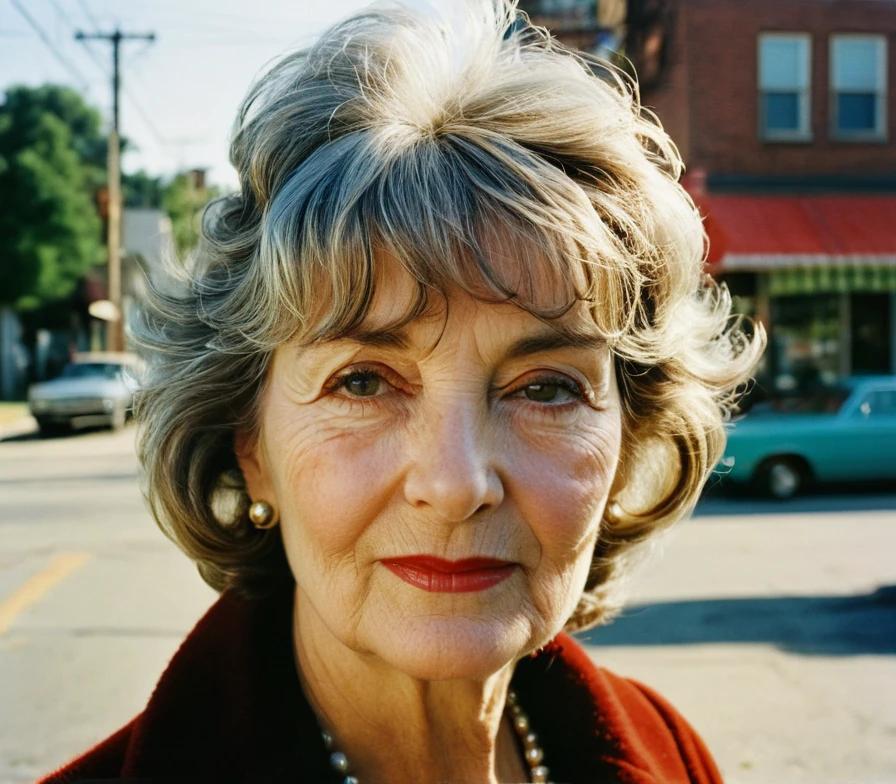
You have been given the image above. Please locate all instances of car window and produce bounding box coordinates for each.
[60,363,122,380]
[764,387,850,414]
[858,388,896,416]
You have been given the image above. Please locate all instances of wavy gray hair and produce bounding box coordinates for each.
[133,0,764,630]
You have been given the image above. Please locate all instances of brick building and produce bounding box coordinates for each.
[521,0,896,393]
[518,0,626,53]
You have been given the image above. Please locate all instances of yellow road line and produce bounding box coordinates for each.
[0,552,91,635]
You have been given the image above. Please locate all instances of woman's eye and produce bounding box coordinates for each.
[338,370,386,398]
[327,368,584,409]
[518,377,583,405]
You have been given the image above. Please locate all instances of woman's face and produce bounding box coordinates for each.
[238,261,623,681]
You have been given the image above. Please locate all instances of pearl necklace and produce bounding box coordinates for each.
[321,689,550,783]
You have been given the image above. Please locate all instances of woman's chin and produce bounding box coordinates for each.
[364,615,535,681]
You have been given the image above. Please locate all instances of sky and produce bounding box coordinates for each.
[2,0,453,190]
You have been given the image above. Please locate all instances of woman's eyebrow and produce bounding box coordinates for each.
[502,331,606,360]
[313,326,605,359]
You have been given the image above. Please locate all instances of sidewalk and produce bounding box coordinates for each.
[0,402,36,440]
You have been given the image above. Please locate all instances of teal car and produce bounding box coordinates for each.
[717,375,896,499]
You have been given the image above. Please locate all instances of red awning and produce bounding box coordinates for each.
[693,194,896,271]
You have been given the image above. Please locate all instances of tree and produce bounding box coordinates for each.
[120,168,222,257]
[123,169,165,208]
[0,85,105,310]
[162,171,221,256]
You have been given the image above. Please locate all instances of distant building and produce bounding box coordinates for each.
[518,1,669,82]
[1,207,177,398]
[525,0,896,393]
[647,0,896,392]
[518,0,624,58]
[120,207,178,346]
[122,207,177,290]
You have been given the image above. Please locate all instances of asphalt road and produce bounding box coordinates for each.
[1,425,894,784]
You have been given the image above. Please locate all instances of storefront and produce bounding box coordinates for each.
[695,193,896,394]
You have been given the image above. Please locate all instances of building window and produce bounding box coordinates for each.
[524,0,597,21]
[770,294,841,392]
[830,34,887,141]
[758,33,811,141]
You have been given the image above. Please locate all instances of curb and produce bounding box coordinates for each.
[0,415,37,441]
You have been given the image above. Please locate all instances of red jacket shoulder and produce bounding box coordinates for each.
[595,664,723,784]
[540,633,723,783]
[36,715,137,784]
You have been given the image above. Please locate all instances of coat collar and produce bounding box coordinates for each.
[118,582,704,783]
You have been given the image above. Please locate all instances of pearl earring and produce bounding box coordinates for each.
[248,500,278,529]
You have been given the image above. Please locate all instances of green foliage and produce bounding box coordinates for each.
[123,169,165,208]
[0,84,105,167]
[0,85,105,310]
[163,173,221,256]
[0,84,220,310]
[122,169,221,256]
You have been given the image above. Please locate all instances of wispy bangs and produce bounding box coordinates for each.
[259,128,638,346]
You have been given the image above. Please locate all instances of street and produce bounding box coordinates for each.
[1,426,894,784]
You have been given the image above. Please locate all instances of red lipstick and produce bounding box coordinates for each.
[380,556,516,593]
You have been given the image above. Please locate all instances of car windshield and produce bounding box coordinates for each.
[762,387,851,414]
[60,363,122,380]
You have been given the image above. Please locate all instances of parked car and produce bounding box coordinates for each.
[27,352,142,435]
[717,375,896,499]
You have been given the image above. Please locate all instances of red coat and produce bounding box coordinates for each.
[38,584,723,783]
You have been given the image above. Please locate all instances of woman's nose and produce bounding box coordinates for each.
[402,397,504,523]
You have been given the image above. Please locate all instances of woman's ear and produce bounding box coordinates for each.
[234,429,270,501]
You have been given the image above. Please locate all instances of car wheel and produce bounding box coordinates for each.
[36,417,67,437]
[757,458,805,500]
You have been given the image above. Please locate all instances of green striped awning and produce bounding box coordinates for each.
[769,266,896,296]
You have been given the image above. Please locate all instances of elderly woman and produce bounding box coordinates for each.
[40,1,762,782]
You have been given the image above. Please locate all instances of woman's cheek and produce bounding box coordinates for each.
[504,411,621,541]
[273,413,406,555]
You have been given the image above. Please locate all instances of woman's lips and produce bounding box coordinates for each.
[380,555,516,593]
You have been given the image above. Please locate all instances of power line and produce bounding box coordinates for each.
[121,82,168,147]
[75,36,111,78]
[73,27,157,353]
[44,0,110,79]
[45,0,74,24]
[42,0,163,153]
[74,29,156,133]
[75,0,100,30]
[16,4,197,157]
[47,2,165,149]
[9,0,91,89]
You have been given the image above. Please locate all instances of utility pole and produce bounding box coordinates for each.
[75,28,156,352]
